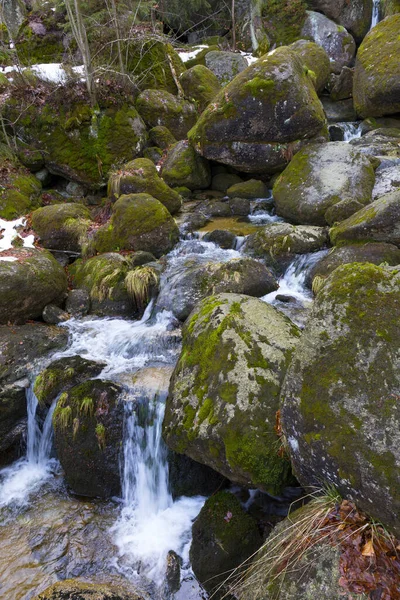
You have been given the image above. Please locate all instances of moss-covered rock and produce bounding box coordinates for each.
[301,11,356,74]
[353,15,400,118]
[6,102,148,188]
[243,223,329,272]
[0,72,10,92]
[290,39,330,94]
[156,257,278,321]
[204,51,248,86]
[382,0,400,17]
[108,158,182,215]
[0,248,68,324]
[163,293,301,493]
[190,491,262,597]
[180,64,221,111]
[184,44,220,69]
[92,193,179,258]
[168,452,227,499]
[34,356,105,407]
[15,20,64,65]
[211,172,243,192]
[307,0,373,43]
[136,89,197,140]
[53,379,123,497]
[188,46,328,174]
[330,190,400,247]
[259,0,308,47]
[0,144,42,219]
[161,140,211,190]
[227,179,268,199]
[281,262,400,537]
[31,203,92,253]
[148,125,177,150]
[273,142,376,226]
[33,579,148,599]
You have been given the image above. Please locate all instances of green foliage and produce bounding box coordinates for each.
[158,0,228,35]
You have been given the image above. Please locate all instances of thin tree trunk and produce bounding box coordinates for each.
[109,0,125,74]
[231,0,236,50]
[65,0,96,105]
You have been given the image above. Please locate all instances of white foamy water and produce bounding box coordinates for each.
[371,0,381,29]
[0,217,35,251]
[339,122,363,142]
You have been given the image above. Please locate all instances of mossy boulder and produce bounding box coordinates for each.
[180,64,221,111]
[273,142,376,226]
[6,102,148,188]
[204,51,248,86]
[92,193,179,258]
[136,89,197,140]
[301,11,356,74]
[190,491,262,597]
[31,203,92,252]
[330,190,400,247]
[188,46,328,174]
[0,248,68,324]
[0,144,42,219]
[353,15,400,118]
[15,20,64,65]
[108,158,182,215]
[33,579,148,599]
[34,356,105,407]
[184,44,220,69]
[53,379,123,497]
[156,257,278,321]
[163,293,301,493]
[0,322,67,466]
[211,172,243,192]
[382,0,400,16]
[307,0,373,43]
[258,0,307,48]
[243,223,329,272]
[0,72,10,92]
[281,263,400,537]
[309,242,400,285]
[227,179,268,199]
[148,125,177,150]
[290,39,331,94]
[168,452,227,499]
[161,140,211,190]
[202,229,236,249]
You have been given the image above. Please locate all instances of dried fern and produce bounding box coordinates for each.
[125,266,159,311]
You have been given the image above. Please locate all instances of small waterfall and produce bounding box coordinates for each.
[340,122,363,142]
[0,387,57,506]
[371,0,381,29]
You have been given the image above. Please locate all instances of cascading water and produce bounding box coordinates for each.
[371,0,381,29]
[340,122,363,143]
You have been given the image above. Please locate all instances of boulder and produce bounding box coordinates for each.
[31,203,92,252]
[148,126,177,151]
[33,579,148,600]
[163,293,301,494]
[353,15,400,118]
[281,263,400,536]
[211,173,243,192]
[0,248,68,324]
[204,51,248,86]
[190,492,262,597]
[161,141,211,190]
[373,162,400,199]
[53,379,123,497]
[382,0,400,17]
[0,144,42,219]
[243,223,329,272]
[188,46,328,174]
[349,127,400,159]
[227,179,268,199]
[180,64,221,111]
[330,190,400,247]
[307,0,373,42]
[92,194,179,258]
[321,97,357,122]
[168,452,227,499]
[273,142,376,226]
[42,304,69,324]
[255,0,307,48]
[301,11,356,74]
[202,229,236,249]
[0,323,68,465]
[328,66,354,101]
[290,39,331,94]
[65,289,90,317]
[136,89,197,140]
[108,158,182,215]
[155,257,278,321]
[34,356,105,407]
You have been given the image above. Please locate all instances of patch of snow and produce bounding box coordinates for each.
[3,63,85,84]
[0,256,18,262]
[239,51,258,65]
[178,45,209,63]
[0,218,35,251]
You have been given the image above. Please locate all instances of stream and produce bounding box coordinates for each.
[0,202,327,599]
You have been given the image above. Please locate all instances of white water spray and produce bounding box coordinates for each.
[371,0,381,29]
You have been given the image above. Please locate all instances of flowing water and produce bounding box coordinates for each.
[371,0,381,29]
[339,122,363,143]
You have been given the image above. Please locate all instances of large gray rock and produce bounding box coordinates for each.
[307,0,373,42]
[204,51,248,86]
[33,580,148,600]
[290,39,331,94]
[273,142,376,226]
[188,46,328,174]
[163,293,301,494]
[136,89,197,140]
[330,190,400,247]
[301,11,356,74]
[31,203,92,253]
[281,262,400,536]
[179,64,221,111]
[161,140,211,190]
[0,248,68,324]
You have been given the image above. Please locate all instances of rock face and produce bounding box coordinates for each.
[0,323,68,466]
[32,203,92,252]
[0,248,68,324]
[161,140,211,190]
[273,142,376,226]
[92,194,179,258]
[188,46,328,174]
[190,491,262,597]
[204,50,248,86]
[155,257,278,321]
[163,293,301,494]
[180,65,221,111]
[301,11,356,74]
[53,379,123,497]
[0,144,42,219]
[33,579,149,600]
[168,452,227,498]
[136,89,197,140]
[307,0,373,42]
[281,263,400,536]
[330,190,400,247]
[353,15,400,118]
[108,158,182,215]
[290,40,331,94]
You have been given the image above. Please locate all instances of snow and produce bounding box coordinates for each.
[178,45,209,63]
[0,218,36,252]
[2,63,85,84]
